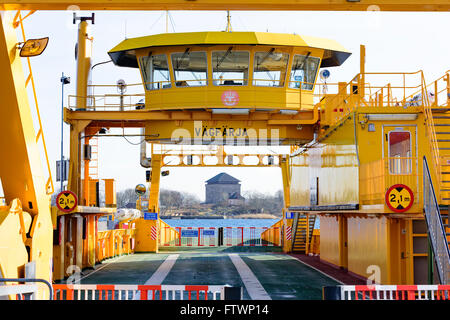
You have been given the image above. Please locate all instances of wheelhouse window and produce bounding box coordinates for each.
[289,54,320,90]
[212,50,249,86]
[171,51,208,87]
[253,49,289,87]
[139,54,171,90]
[388,131,412,174]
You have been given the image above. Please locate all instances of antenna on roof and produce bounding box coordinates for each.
[225,11,232,32]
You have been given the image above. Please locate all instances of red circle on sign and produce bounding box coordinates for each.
[221,90,239,106]
[56,190,78,213]
[385,184,414,213]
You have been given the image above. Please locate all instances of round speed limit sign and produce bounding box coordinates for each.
[56,191,78,213]
[385,184,414,213]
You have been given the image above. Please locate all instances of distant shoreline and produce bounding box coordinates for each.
[161,213,280,219]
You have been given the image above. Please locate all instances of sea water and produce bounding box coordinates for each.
[161,218,320,229]
[161,218,280,229]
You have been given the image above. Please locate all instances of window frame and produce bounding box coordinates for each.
[252,50,290,88]
[139,53,172,91]
[288,54,321,91]
[170,50,209,88]
[387,130,412,175]
[211,49,251,87]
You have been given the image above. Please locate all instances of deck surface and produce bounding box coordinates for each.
[67,247,341,300]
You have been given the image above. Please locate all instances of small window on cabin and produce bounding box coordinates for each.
[171,51,208,87]
[289,54,320,90]
[139,54,171,90]
[212,50,250,86]
[253,50,289,87]
[388,131,412,174]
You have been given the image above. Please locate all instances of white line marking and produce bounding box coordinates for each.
[76,255,126,283]
[228,253,271,300]
[289,255,344,285]
[145,254,179,285]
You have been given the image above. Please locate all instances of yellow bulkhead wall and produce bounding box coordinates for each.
[289,110,431,284]
[290,117,359,208]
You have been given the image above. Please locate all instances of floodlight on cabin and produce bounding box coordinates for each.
[18,37,49,57]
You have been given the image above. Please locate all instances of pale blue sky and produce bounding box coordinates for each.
[5,10,450,201]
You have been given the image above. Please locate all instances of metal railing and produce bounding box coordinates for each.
[320,71,428,128]
[53,284,238,300]
[423,156,450,284]
[0,277,53,300]
[422,71,450,204]
[323,284,450,300]
[67,78,318,111]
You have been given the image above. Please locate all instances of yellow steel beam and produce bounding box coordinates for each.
[75,19,93,111]
[159,153,283,167]
[1,0,450,11]
[280,156,290,208]
[148,153,162,213]
[64,108,318,123]
[0,11,52,299]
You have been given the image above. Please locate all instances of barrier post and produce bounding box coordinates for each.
[322,286,342,300]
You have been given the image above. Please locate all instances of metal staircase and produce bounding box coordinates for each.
[420,71,450,284]
[291,213,316,253]
[423,156,450,284]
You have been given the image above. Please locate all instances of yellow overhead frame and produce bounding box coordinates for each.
[0,11,52,299]
[0,0,450,11]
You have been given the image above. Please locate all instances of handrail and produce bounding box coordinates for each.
[0,277,53,300]
[423,156,450,284]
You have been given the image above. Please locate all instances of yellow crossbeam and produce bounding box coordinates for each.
[1,0,450,11]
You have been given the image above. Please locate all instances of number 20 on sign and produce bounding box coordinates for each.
[385,184,414,213]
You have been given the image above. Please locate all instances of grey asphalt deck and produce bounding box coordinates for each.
[68,248,340,300]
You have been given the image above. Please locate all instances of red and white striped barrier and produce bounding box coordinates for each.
[150,226,157,240]
[160,226,280,247]
[53,284,226,300]
[285,226,292,241]
[337,285,450,300]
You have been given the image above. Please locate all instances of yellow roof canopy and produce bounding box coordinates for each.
[108,31,351,69]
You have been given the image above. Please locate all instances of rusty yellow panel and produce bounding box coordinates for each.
[319,144,359,206]
[319,215,340,267]
[289,153,310,206]
[347,216,389,284]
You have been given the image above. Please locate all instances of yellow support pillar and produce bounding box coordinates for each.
[0,11,52,299]
[359,44,365,98]
[280,156,291,208]
[135,153,161,253]
[67,120,90,202]
[149,153,162,213]
[75,19,92,111]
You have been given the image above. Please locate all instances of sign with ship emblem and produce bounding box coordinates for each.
[56,190,78,213]
[385,184,414,213]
